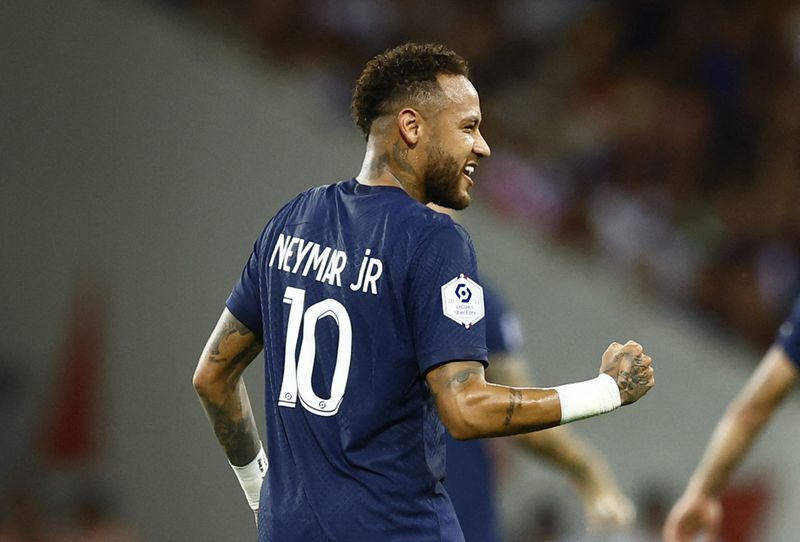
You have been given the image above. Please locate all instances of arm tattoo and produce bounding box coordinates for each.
[209,318,256,357]
[207,318,262,372]
[503,389,523,427]
[229,340,263,369]
[204,397,260,465]
[198,313,263,465]
[446,368,481,389]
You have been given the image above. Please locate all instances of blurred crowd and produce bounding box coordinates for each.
[0,486,139,542]
[168,0,800,347]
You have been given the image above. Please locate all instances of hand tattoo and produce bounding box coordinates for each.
[618,357,650,396]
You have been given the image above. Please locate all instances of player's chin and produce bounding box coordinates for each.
[430,179,471,210]
[433,193,470,211]
[457,176,474,207]
[450,192,471,210]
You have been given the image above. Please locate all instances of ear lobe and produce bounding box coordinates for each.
[397,108,421,146]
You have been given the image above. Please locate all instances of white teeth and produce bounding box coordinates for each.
[464,165,475,175]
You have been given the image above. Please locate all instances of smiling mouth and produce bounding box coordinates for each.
[462,164,477,184]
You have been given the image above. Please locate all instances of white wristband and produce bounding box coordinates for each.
[553,374,622,424]
[229,443,268,510]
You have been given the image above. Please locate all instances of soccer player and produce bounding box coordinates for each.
[193,42,654,541]
[444,283,634,541]
[663,297,800,542]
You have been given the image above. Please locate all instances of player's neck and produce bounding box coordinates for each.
[356,140,425,203]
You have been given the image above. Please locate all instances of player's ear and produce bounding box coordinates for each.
[397,108,422,147]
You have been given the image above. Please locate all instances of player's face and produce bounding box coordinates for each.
[422,75,491,210]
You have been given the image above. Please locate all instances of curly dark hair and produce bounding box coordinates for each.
[350,43,470,138]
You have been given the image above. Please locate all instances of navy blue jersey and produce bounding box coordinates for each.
[226,179,488,541]
[777,296,800,368]
[444,284,523,542]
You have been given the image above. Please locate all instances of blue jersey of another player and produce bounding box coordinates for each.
[777,296,800,368]
[443,284,523,542]
[226,178,489,541]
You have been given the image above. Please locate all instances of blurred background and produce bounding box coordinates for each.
[3,0,800,540]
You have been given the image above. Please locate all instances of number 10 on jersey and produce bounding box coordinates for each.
[278,287,353,416]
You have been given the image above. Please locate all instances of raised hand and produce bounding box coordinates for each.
[600,340,654,405]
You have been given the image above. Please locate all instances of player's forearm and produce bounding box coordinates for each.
[194,308,264,465]
[487,355,612,482]
[442,381,562,439]
[688,348,796,497]
[687,395,776,497]
[195,375,261,465]
[429,357,644,440]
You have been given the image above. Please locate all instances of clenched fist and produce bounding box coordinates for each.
[600,340,654,404]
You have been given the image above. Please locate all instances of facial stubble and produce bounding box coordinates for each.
[424,144,470,210]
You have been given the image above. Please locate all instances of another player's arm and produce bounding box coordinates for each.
[664,346,798,542]
[426,341,653,440]
[487,354,634,529]
[194,308,263,464]
[685,346,797,496]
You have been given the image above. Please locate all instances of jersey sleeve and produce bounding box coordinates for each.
[226,236,264,334]
[407,223,488,374]
[777,296,800,368]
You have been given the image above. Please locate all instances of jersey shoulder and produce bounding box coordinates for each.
[398,204,474,247]
[274,183,335,221]
[257,182,340,240]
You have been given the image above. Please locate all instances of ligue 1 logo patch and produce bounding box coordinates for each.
[441,274,485,328]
